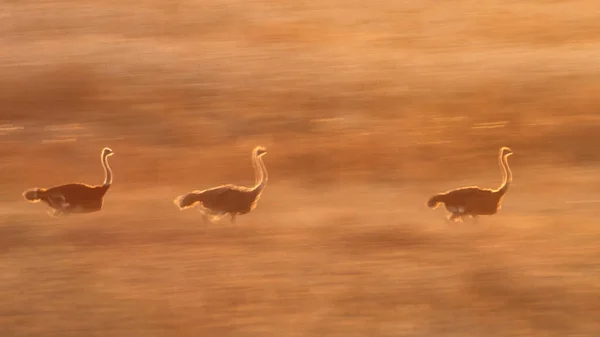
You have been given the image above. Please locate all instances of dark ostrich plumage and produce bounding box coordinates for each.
[427,147,513,222]
[23,147,115,217]
[174,146,268,224]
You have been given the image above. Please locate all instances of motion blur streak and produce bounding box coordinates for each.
[1,0,600,336]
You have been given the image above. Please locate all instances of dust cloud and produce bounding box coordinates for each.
[1,1,600,336]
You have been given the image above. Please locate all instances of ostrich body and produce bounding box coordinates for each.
[427,147,513,222]
[174,146,268,224]
[23,147,114,217]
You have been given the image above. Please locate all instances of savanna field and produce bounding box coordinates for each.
[1,0,600,336]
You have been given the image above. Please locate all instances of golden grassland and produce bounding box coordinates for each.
[1,0,600,336]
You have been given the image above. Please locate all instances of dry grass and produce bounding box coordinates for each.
[2,184,600,337]
[1,0,600,336]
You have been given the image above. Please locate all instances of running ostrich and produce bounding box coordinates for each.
[174,146,268,224]
[23,147,115,217]
[427,146,513,222]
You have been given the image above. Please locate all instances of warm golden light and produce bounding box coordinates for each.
[1,0,599,336]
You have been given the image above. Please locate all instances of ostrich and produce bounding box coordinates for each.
[427,146,513,222]
[23,147,115,217]
[174,146,268,224]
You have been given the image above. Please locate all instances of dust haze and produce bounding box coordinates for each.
[1,1,600,336]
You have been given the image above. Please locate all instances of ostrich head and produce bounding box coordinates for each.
[500,147,513,157]
[102,147,114,157]
[254,146,267,157]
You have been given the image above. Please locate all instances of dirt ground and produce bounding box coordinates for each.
[1,0,600,336]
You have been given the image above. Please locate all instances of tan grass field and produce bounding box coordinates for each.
[1,0,600,336]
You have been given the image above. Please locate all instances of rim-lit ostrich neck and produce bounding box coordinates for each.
[251,150,267,192]
[102,151,113,187]
[257,154,268,186]
[496,151,512,195]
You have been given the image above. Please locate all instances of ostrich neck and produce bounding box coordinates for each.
[251,153,261,185]
[251,154,267,193]
[258,156,268,186]
[496,153,511,194]
[102,154,112,186]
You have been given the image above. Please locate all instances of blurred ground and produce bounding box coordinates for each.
[1,0,600,336]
